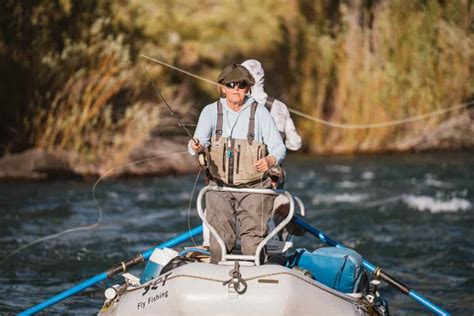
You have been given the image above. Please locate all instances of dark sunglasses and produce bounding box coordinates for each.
[225,81,248,89]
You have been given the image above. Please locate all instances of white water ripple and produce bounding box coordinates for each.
[403,195,472,213]
[336,181,359,189]
[312,193,370,205]
[424,174,451,188]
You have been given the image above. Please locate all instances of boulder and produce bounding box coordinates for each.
[397,109,474,151]
[0,148,75,180]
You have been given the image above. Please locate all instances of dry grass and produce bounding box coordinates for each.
[31,54,161,169]
[296,1,473,154]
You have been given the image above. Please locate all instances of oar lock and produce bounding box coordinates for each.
[374,267,382,279]
[106,254,145,278]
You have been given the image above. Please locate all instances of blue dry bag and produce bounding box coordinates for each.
[292,247,363,293]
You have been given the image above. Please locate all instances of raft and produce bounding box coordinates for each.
[98,186,389,316]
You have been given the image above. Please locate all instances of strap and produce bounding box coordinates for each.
[286,249,305,268]
[247,101,258,144]
[227,138,235,185]
[222,261,247,295]
[280,131,286,143]
[207,175,269,188]
[265,96,275,112]
[216,101,223,141]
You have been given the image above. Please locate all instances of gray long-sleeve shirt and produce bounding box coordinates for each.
[189,96,286,164]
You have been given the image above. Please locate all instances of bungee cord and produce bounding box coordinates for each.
[0,150,189,265]
[141,54,473,129]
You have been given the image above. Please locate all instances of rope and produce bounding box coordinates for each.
[126,269,363,307]
[141,54,473,130]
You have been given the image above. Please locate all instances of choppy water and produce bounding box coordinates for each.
[1,152,473,315]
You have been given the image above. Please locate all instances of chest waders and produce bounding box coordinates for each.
[207,101,268,186]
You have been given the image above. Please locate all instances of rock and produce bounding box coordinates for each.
[397,109,474,151]
[67,136,199,178]
[0,137,199,180]
[0,148,75,180]
[111,136,199,177]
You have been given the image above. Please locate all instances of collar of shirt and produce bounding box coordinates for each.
[220,96,255,113]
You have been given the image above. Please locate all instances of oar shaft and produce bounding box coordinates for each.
[19,273,108,316]
[20,225,203,315]
[293,217,450,316]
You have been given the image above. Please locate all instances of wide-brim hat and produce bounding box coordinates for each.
[217,63,255,86]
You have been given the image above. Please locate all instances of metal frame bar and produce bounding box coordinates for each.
[196,186,295,265]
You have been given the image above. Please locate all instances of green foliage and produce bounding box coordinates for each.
[0,0,472,159]
[0,0,133,151]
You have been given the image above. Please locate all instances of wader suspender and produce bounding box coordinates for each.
[215,101,258,185]
[216,101,223,141]
[264,96,286,143]
[247,102,258,145]
[264,96,275,112]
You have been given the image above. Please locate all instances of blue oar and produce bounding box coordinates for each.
[20,225,203,315]
[293,216,449,315]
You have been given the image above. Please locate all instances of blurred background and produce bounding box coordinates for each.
[1,1,473,314]
[0,0,472,177]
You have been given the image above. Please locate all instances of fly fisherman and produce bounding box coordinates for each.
[188,63,286,263]
[241,59,301,189]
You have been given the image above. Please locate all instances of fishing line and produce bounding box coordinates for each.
[141,55,219,87]
[143,60,207,246]
[141,54,473,129]
[187,167,202,247]
[261,182,264,239]
[288,100,474,129]
[0,151,189,265]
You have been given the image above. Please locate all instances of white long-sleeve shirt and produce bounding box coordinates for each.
[265,98,302,151]
[241,59,302,151]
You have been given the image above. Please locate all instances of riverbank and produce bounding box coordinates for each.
[0,109,473,181]
[0,136,198,181]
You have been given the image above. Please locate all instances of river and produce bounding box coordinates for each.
[0,152,473,315]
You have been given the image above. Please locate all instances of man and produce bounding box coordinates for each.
[189,63,286,262]
[241,59,302,188]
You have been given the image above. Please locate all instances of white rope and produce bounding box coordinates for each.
[141,54,473,129]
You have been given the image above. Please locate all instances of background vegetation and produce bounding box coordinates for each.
[0,0,472,162]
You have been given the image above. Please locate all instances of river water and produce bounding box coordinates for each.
[0,152,473,315]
